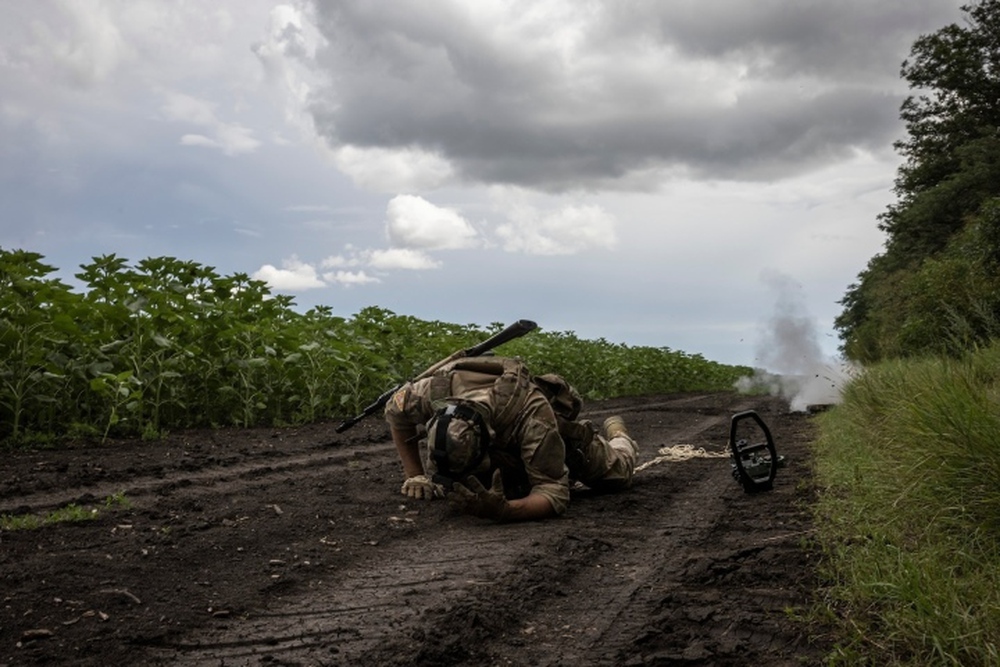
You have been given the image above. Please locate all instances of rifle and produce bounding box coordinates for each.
[335,319,538,433]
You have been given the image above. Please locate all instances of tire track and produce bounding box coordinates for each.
[0,442,395,515]
[140,395,753,666]
[0,393,829,667]
[468,396,760,665]
[142,526,565,665]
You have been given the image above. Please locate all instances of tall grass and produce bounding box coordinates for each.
[812,344,1000,665]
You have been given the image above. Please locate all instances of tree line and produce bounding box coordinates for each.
[836,0,1000,362]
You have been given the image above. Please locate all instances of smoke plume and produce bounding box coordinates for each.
[736,271,855,412]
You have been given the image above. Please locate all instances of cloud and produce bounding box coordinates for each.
[614,1,947,81]
[252,256,325,290]
[368,248,441,270]
[0,1,285,176]
[496,203,618,255]
[252,3,324,141]
[162,92,261,156]
[323,270,380,286]
[0,2,129,89]
[253,239,439,297]
[2,3,268,99]
[302,0,960,190]
[294,195,470,278]
[161,92,217,126]
[253,4,310,70]
[321,246,441,271]
[332,145,455,193]
[385,194,479,250]
[282,191,622,284]
[320,253,361,269]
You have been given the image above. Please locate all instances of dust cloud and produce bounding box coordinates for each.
[735,271,856,412]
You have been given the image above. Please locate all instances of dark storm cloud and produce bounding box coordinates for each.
[306,0,963,190]
[595,0,958,80]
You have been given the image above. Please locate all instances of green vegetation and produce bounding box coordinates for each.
[105,490,133,510]
[835,0,1000,363]
[814,3,1000,658]
[813,347,1000,665]
[810,4,1000,661]
[0,249,751,446]
[0,491,130,531]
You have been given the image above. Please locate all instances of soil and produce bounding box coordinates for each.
[0,392,833,666]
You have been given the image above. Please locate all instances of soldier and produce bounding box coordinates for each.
[384,355,639,522]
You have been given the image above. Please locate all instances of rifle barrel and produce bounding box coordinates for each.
[334,319,537,433]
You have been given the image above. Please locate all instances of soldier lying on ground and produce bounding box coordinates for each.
[384,355,639,522]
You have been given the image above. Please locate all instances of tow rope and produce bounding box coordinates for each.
[635,444,729,472]
[633,410,784,493]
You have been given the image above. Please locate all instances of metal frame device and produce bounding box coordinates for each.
[728,410,781,493]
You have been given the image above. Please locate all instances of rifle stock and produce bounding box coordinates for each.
[335,319,537,433]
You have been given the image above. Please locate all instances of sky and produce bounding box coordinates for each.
[0,0,967,371]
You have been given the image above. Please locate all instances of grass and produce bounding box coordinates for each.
[812,344,1000,665]
[0,491,131,531]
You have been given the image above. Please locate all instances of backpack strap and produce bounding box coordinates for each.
[427,356,533,430]
[532,373,583,421]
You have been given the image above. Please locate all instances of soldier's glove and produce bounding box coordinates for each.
[400,474,445,500]
[448,469,511,522]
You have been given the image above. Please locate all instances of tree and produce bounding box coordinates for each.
[837,0,1000,361]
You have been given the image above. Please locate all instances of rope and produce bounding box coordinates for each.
[635,444,730,473]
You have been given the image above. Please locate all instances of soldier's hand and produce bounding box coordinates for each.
[448,469,511,522]
[400,474,445,500]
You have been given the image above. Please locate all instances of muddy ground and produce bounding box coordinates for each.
[0,392,832,666]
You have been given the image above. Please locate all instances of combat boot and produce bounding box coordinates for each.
[603,416,629,440]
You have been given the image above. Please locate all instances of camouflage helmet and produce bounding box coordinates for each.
[425,401,491,488]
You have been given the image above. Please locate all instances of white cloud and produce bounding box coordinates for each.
[323,270,380,286]
[334,145,455,193]
[251,2,325,143]
[2,3,269,98]
[496,203,618,255]
[0,2,283,169]
[253,4,310,67]
[368,248,440,270]
[212,123,262,156]
[252,246,430,293]
[317,241,441,276]
[180,134,221,149]
[34,1,129,87]
[385,195,479,250]
[252,256,325,290]
[321,254,361,269]
[162,92,260,156]
[162,93,217,126]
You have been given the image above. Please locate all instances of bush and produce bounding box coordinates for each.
[0,249,752,445]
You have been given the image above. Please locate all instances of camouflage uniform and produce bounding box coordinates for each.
[384,356,638,515]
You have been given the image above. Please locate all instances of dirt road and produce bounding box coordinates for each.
[1,392,831,666]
